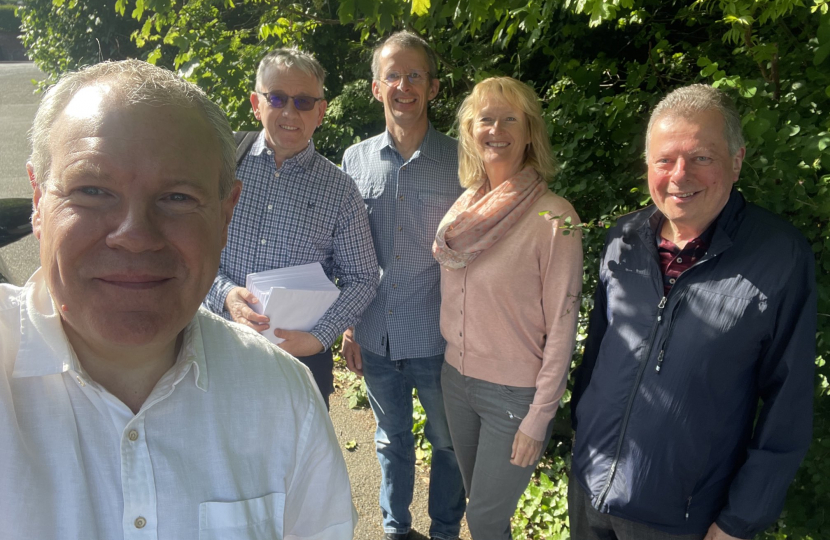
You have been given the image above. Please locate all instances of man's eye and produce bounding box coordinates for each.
[384,72,402,82]
[695,156,712,163]
[166,193,193,203]
[408,71,422,80]
[78,187,106,196]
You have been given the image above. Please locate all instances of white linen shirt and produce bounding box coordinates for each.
[0,270,357,540]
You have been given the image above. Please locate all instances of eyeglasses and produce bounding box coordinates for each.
[258,91,323,111]
[380,70,431,87]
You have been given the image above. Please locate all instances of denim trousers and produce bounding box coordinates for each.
[361,347,466,540]
[567,473,706,540]
[441,361,554,540]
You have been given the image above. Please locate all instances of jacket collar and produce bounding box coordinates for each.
[13,270,209,392]
[637,188,745,258]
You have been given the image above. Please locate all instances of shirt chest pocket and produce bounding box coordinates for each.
[199,492,285,540]
[416,192,456,249]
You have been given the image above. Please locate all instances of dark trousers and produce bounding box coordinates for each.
[567,473,705,540]
[296,348,334,410]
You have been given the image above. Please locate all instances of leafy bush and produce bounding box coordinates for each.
[0,4,19,33]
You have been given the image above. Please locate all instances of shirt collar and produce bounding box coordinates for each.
[13,269,209,392]
[380,122,441,163]
[251,130,317,171]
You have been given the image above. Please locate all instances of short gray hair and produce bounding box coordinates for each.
[30,59,237,199]
[371,31,438,81]
[646,83,745,159]
[256,48,326,97]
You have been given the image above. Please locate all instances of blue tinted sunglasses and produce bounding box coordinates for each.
[258,91,323,111]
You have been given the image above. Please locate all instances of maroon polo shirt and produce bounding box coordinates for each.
[657,221,716,296]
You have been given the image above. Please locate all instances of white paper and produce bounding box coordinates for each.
[245,263,340,345]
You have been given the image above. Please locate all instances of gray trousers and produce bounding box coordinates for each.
[567,473,706,540]
[441,362,554,540]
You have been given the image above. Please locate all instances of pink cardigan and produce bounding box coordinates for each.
[439,189,583,441]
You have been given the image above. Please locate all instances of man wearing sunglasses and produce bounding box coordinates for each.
[341,32,466,540]
[204,48,378,409]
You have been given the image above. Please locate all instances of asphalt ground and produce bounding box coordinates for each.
[0,62,43,284]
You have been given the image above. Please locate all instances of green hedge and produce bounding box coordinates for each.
[0,4,19,33]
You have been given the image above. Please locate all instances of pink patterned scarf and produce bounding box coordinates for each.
[433,167,546,269]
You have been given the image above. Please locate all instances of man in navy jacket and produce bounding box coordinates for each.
[570,84,816,540]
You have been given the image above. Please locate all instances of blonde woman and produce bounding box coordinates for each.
[433,77,583,538]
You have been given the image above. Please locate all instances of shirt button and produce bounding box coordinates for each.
[274,172,280,178]
[398,226,402,231]
[398,195,404,201]
[676,257,683,263]
[267,204,273,210]
[395,255,400,260]
[76,375,85,387]
[260,239,267,245]
[392,284,397,289]
[669,278,676,284]
[128,430,139,441]
[460,310,463,315]
[459,352,463,357]
[388,310,393,315]
[134,517,146,529]
[461,288,464,293]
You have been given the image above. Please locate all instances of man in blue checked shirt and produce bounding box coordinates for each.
[341,31,466,540]
[204,48,378,409]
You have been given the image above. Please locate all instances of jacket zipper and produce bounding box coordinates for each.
[686,496,692,520]
[655,289,687,374]
[596,295,667,510]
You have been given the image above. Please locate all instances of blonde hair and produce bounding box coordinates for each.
[457,77,558,189]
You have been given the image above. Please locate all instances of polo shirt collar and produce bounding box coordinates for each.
[13,269,209,392]
[251,130,317,171]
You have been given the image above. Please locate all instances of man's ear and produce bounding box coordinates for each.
[28,162,43,240]
[220,180,243,249]
[250,92,262,121]
[316,100,328,128]
[427,77,440,102]
[732,146,746,183]
[371,80,383,103]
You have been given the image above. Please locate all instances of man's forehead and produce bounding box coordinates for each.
[261,65,318,88]
[380,44,429,69]
[63,84,114,121]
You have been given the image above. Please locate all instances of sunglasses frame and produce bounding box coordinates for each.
[258,91,324,111]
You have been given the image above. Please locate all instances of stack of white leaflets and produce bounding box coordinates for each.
[245,262,340,345]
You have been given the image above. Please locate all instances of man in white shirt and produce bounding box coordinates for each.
[0,59,357,540]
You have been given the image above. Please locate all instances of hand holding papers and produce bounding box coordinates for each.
[245,263,340,346]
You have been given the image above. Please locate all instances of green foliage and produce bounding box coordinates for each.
[411,391,431,465]
[20,0,830,538]
[0,4,20,32]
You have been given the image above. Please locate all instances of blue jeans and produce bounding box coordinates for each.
[361,348,466,540]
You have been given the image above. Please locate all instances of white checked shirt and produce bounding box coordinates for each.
[205,133,378,348]
[342,125,463,360]
[0,270,357,540]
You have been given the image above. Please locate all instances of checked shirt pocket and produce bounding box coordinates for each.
[417,192,455,249]
[199,492,285,540]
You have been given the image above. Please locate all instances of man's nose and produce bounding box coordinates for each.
[106,203,166,253]
[670,156,687,181]
[397,75,412,91]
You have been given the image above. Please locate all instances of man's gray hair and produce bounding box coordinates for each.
[256,48,326,97]
[646,83,745,159]
[30,59,237,199]
[371,31,438,81]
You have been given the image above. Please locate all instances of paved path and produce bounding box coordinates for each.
[0,62,43,284]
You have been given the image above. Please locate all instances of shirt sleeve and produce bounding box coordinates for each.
[204,269,238,316]
[519,206,584,441]
[714,241,816,539]
[309,177,379,348]
[283,369,358,539]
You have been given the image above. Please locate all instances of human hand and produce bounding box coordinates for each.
[273,329,325,357]
[341,328,363,377]
[225,287,270,332]
[703,523,743,540]
[511,428,544,467]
